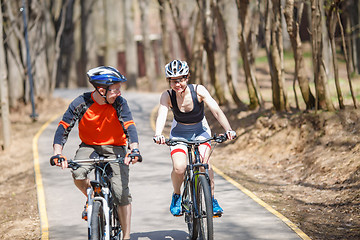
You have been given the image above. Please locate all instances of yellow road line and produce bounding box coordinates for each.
[149,105,311,240]
[33,114,60,240]
[212,165,312,240]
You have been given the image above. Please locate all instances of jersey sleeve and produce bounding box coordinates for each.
[53,95,86,147]
[117,97,139,144]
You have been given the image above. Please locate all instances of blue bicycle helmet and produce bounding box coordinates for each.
[87,66,127,87]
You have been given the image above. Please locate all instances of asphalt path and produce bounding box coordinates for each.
[38,89,303,240]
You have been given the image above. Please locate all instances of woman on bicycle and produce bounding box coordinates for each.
[51,66,140,240]
[154,59,236,216]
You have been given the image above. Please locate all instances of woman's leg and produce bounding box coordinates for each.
[170,145,188,194]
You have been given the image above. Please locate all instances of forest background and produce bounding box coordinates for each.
[0,0,359,239]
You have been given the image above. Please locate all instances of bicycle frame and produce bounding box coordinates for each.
[87,163,112,240]
[68,157,123,240]
[185,142,211,219]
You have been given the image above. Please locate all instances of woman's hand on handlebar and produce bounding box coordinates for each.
[226,130,237,140]
[153,135,166,144]
[50,154,68,169]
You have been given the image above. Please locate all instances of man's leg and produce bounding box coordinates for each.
[117,204,131,240]
[74,179,91,196]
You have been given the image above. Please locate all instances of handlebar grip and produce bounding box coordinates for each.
[136,154,143,162]
[50,154,67,166]
[50,157,56,166]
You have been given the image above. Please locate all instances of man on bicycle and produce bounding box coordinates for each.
[153,59,236,216]
[51,66,140,240]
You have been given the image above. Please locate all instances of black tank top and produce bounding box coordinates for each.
[168,84,205,124]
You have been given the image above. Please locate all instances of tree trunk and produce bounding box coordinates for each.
[266,0,288,111]
[197,0,227,105]
[0,0,11,149]
[215,0,246,109]
[123,0,138,89]
[310,0,334,111]
[167,0,191,62]
[326,3,344,109]
[139,0,157,91]
[237,0,263,109]
[5,0,27,103]
[78,0,97,87]
[188,10,203,85]
[158,0,171,64]
[337,10,358,108]
[284,0,315,110]
[54,0,75,88]
[104,0,119,67]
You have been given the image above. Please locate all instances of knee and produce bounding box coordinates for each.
[173,165,186,175]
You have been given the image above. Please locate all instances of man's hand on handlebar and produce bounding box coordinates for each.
[50,154,68,169]
[125,148,142,165]
[153,135,166,144]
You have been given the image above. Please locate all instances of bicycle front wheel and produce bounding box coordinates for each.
[90,201,105,240]
[196,175,214,240]
[183,177,199,240]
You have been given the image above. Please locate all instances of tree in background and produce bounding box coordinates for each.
[0,0,11,149]
[284,0,316,110]
[1,0,359,127]
[237,0,263,109]
[262,0,288,111]
[123,0,139,89]
[311,0,335,111]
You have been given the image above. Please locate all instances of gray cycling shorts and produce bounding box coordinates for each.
[170,118,211,140]
[72,143,132,206]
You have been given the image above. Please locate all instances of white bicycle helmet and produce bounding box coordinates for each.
[165,60,189,78]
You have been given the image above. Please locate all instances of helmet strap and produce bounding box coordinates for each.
[95,87,110,104]
[180,84,187,96]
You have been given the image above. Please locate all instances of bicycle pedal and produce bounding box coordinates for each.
[174,213,184,217]
[82,204,88,221]
[213,213,222,218]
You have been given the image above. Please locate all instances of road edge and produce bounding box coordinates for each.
[150,104,311,240]
[212,165,311,240]
[33,114,60,240]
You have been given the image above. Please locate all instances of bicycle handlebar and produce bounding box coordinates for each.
[67,157,124,170]
[50,153,142,168]
[165,133,228,146]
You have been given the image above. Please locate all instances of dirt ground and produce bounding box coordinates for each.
[0,97,68,240]
[207,106,360,240]
[0,74,360,239]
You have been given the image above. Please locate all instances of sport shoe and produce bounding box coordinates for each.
[212,198,223,215]
[82,201,88,221]
[170,193,182,216]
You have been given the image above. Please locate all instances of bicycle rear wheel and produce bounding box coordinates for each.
[196,175,214,240]
[183,177,199,240]
[90,201,105,240]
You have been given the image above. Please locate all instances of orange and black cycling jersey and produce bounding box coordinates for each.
[53,91,138,147]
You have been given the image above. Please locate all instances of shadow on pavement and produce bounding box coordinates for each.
[131,230,189,239]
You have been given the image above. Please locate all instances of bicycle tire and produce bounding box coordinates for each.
[183,177,199,240]
[90,201,105,240]
[196,175,214,240]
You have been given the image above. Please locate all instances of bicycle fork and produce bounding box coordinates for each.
[87,185,111,240]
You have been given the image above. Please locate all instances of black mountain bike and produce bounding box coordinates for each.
[51,152,141,240]
[165,134,227,240]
